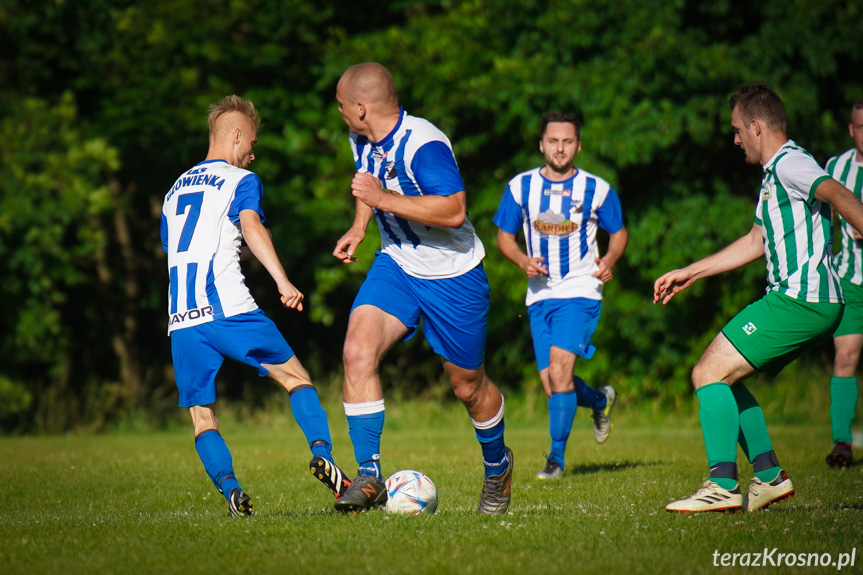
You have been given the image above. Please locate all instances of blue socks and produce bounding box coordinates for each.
[472,396,508,477]
[289,385,333,460]
[345,399,385,479]
[195,430,241,500]
[574,376,607,411]
[548,391,578,467]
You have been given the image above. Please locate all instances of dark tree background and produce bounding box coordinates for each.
[1,0,861,432]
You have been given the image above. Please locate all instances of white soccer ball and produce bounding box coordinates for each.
[384,470,438,515]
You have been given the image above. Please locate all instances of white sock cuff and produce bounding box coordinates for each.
[344,399,385,416]
[471,396,505,429]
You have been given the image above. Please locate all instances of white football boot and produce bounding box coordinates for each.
[666,480,742,513]
[746,469,795,512]
[591,386,616,444]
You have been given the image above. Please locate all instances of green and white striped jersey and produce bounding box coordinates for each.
[754,140,839,303]
[826,148,863,285]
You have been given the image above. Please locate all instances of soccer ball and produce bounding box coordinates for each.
[384,470,438,515]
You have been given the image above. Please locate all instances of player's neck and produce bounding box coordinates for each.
[855,149,863,164]
[204,144,235,166]
[540,165,576,182]
[367,110,401,144]
[759,133,789,165]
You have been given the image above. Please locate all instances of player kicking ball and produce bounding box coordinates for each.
[161,96,350,516]
[654,83,863,513]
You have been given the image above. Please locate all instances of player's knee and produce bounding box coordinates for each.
[690,362,712,390]
[343,337,377,377]
[834,348,860,375]
[452,384,481,408]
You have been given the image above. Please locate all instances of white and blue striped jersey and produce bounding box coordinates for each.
[826,148,863,285]
[349,108,485,279]
[755,140,839,303]
[161,160,262,333]
[494,167,624,306]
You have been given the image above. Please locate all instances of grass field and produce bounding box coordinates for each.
[1,398,861,575]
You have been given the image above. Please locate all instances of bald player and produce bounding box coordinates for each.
[161,95,350,517]
[331,62,513,515]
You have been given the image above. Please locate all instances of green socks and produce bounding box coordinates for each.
[696,382,739,489]
[830,376,858,445]
[732,383,780,482]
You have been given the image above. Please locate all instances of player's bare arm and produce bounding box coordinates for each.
[350,171,466,228]
[239,209,304,311]
[816,178,863,236]
[333,198,374,264]
[496,228,548,278]
[593,226,629,283]
[653,223,763,305]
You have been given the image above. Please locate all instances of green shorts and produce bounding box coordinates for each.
[722,291,843,376]
[835,278,863,337]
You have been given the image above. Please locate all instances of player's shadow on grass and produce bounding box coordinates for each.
[565,459,655,476]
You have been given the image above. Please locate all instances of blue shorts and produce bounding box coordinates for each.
[170,309,294,407]
[528,298,601,371]
[351,252,489,370]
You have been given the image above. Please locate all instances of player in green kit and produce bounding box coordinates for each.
[654,83,863,513]
[823,99,863,468]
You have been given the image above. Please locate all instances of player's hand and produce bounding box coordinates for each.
[351,172,386,208]
[653,268,696,305]
[279,280,304,311]
[593,256,613,283]
[852,226,863,241]
[333,228,365,263]
[522,256,548,278]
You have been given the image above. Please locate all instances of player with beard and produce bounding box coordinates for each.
[494,111,628,480]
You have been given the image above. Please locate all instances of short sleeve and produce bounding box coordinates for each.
[596,188,624,233]
[228,174,265,224]
[160,211,168,253]
[775,154,831,205]
[493,184,524,235]
[411,141,465,196]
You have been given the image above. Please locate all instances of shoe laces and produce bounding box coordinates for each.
[592,411,609,426]
[695,480,730,497]
[483,459,511,493]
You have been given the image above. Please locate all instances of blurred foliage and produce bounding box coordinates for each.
[0,0,861,431]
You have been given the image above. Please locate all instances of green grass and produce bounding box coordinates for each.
[1,401,861,575]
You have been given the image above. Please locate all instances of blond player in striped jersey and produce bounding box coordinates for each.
[823,99,863,468]
[654,83,863,514]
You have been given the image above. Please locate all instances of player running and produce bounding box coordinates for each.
[331,62,513,515]
[494,111,627,480]
[823,99,863,468]
[161,95,350,517]
[654,83,863,513]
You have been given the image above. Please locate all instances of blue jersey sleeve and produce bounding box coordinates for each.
[596,188,624,233]
[160,212,168,253]
[493,185,524,235]
[411,141,465,196]
[228,174,266,224]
